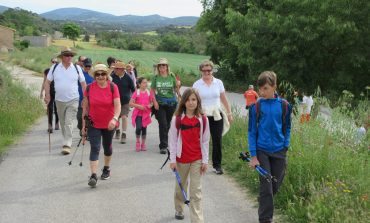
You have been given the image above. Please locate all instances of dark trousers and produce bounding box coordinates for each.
[135,116,147,136]
[208,115,224,169]
[257,148,287,223]
[77,106,82,131]
[88,126,114,161]
[155,104,176,149]
[47,96,59,126]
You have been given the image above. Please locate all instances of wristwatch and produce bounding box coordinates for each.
[113,116,119,121]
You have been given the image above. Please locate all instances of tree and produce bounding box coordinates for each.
[83,33,90,42]
[62,22,80,47]
[198,0,370,97]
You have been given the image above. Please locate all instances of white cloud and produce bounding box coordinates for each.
[0,0,203,17]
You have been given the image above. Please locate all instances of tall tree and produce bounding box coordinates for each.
[62,22,80,47]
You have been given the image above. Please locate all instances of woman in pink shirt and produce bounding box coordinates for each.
[82,64,121,188]
[129,77,153,151]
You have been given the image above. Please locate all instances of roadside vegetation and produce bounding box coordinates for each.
[0,65,44,155]
[222,88,369,222]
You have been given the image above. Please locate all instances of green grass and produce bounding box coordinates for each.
[222,107,369,223]
[0,65,44,155]
[6,45,209,86]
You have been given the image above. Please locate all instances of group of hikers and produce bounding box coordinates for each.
[39,46,295,223]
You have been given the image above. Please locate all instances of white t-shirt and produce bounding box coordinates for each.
[193,77,225,113]
[302,95,314,114]
[47,63,85,102]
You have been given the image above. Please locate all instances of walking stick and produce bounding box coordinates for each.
[239,152,277,183]
[48,130,51,153]
[68,137,82,166]
[173,169,190,206]
[79,131,87,167]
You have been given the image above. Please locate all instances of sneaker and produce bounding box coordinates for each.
[160,148,167,154]
[101,167,111,180]
[115,129,121,139]
[61,146,71,155]
[88,174,98,188]
[141,143,147,151]
[175,211,184,220]
[213,167,224,175]
[136,142,141,152]
[47,128,53,133]
[120,133,126,144]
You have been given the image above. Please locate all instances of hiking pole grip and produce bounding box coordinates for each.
[173,169,190,206]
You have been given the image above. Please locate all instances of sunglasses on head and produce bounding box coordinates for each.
[95,72,107,77]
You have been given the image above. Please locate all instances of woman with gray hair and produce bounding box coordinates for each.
[192,60,233,175]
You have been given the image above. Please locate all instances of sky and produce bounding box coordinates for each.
[0,0,204,18]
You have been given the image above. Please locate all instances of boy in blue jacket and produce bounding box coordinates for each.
[248,71,292,223]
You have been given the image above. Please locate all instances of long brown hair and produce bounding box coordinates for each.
[175,88,203,117]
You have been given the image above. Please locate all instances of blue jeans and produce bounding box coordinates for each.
[87,126,114,161]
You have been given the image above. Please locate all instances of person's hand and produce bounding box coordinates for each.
[170,163,177,171]
[227,114,233,124]
[154,101,159,110]
[137,105,145,111]
[44,94,50,104]
[200,163,208,175]
[81,125,87,136]
[249,156,260,169]
[108,118,117,130]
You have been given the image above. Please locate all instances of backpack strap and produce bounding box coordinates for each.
[110,82,115,104]
[176,115,207,136]
[51,62,59,76]
[52,62,80,80]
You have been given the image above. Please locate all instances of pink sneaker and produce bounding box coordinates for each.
[136,142,141,152]
[141,143,147,151]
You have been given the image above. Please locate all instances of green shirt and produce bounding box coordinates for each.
[151,73,176,98]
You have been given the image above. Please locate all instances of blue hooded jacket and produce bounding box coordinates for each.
[248,98,292,157]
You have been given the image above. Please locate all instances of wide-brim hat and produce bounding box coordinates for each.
[92,64,109,76]
[157,58,168,66]
[57,46,77,58]
[113,61,125,69]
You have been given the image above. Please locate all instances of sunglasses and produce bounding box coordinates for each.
[158,64,167,67]
[63,54,74,57]
[95,72,107,77]
[201,69,212,73]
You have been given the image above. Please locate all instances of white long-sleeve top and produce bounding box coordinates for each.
[169,114,210,164]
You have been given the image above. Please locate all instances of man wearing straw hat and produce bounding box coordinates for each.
[44,47,86,155]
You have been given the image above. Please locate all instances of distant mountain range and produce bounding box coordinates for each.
[40,7,199,27]
[0,5,9,13]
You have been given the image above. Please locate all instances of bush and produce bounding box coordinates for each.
[0,65,44,154]
[14,40,30,51]
[222,100,369,222]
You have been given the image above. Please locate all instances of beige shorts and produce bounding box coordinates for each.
[120,103,130,117]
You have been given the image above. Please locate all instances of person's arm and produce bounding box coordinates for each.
[248,104,260,168]
[200,116,210,174]
[168,117,178,170]
[44,80,51,104]
[220,92,233,123]
[129,93,144,110]
[284,104,292,149]
[40,75,47,99]
[81,95,88,136]
[108,98,121,130]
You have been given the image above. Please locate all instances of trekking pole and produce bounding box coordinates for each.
[68,137,82,166]
[48,130,51,153]
[79,133,87,167]
[239,152,277,183]
[173,169,190,206]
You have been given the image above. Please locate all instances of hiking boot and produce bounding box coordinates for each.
[175,211,184,220]
[55,123,60,130]
[160,148,167,154]
[115,129,121,139]
[47,128,53,133]
[61,146,71,155]
[101,167,111,180]
[213,167,224,175]
[136,142,141,152]
[88,174,98,188]
[120,133,126,144]
[141,143,147,151]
